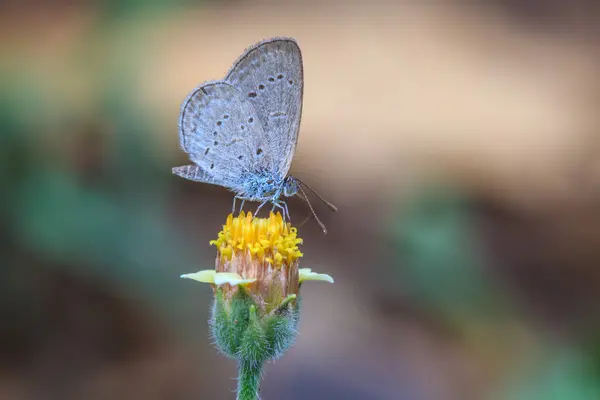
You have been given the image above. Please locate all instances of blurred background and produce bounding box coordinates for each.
[2,0,600,399]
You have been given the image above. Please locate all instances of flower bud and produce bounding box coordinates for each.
[181,212,333,364]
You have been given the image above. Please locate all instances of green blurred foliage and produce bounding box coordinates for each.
[499,349,600,400]
[0,3,208,331]
[390,184,600,398]
[390,184,509,322]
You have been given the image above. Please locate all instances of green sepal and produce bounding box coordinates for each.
[264,295,300,360]
[238,305,269,367]
[210,288,236,357]
[210,288,301,364]
[229,288,255,350]
[210,287,254,358]
[264,315,296,360]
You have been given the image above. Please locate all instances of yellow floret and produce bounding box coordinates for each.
[210,212,303,266]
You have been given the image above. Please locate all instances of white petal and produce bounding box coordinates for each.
[213,272,256,286]
[299,268,334,283]
[180,270,216,283]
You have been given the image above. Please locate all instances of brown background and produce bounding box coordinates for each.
[2,1,600,399]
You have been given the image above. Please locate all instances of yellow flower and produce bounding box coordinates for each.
[209,211,303,266]
[182,212,333,314]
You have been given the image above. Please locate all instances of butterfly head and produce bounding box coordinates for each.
[283,176,299,197]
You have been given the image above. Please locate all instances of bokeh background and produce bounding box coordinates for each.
[2,0,600,399]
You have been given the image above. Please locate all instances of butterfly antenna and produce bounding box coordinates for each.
[295,194,313,229]
[297,215,312,229]
[295,179,338,212]
[297,184,328,234]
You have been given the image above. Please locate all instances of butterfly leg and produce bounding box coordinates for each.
[255,200,269,216]
[282,201,290,220]
[271,200,290,221]
[271,201,284,218]
[232,196,248,215]
[270,201,285,215]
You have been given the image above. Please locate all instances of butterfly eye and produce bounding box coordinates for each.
[266,179,274,184]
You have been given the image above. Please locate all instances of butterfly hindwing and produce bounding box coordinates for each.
[179,81,275,185]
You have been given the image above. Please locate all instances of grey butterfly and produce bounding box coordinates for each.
[173,37,337,233]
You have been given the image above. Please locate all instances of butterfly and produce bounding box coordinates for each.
[172,37,336,233]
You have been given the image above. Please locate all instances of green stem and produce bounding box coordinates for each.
[237,359,263,400]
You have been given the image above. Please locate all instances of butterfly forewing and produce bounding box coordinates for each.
[226,38,303,178]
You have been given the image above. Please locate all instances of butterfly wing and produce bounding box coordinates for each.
[172,164,218,184]
[225,37,303,178]
[178,81,273,186]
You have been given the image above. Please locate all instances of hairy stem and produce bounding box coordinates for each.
[237,359,263,400]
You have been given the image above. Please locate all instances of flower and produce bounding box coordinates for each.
[181,211,333,314]
[181,212,333,399]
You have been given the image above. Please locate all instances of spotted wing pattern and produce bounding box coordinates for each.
[177,81,274,185]
[226,38,303,177]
